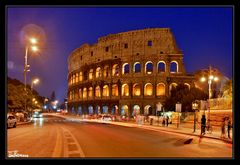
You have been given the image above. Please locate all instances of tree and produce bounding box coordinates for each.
[221,79,232,98]
[7,77,45,113]
[50,91,56,102]
[163,84,208,112]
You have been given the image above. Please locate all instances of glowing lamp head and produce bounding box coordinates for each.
[30,38,37,44]
[33,79,39,84]
[31,46,38,52]
[209,75,214,80]
[214,77,219,81]
[200,77,206,82]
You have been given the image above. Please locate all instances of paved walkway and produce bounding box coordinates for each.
[46,113,232,144]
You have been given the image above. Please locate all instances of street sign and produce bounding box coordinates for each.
[176,103,182,112]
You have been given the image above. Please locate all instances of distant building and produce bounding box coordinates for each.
[67,28,195,117]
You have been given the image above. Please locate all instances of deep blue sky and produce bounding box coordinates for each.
[7,7,233,103]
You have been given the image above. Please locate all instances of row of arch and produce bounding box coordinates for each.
[70,104,155,116]
[68,61,179,86]
[68,82,191,101]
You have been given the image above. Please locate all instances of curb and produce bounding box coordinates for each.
[17,120,32,125]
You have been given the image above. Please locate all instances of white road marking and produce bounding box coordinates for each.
[61,127,85,158]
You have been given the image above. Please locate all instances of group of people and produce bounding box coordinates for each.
[200,114,232,139]
[161,115,171,127]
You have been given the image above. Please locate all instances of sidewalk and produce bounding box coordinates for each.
[46,113,233,144]
[16,120,32,125]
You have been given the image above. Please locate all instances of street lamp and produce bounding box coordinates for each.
[31,78,39,90]
[200,65,219,129]
[31,78,39,117]
[24,37,38,114]
[192,101,199,133]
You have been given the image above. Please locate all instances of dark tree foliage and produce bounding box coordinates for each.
[163,84,208,112]
[50,91,56,102]
[7,77,45,112]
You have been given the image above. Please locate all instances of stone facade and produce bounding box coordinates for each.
[67,28,195,117]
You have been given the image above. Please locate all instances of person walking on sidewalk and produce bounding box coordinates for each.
[162,116,165,127]
[166,115,169,127]
[201,115,206,135]
[221,117,226,139]
[227,117,232,139]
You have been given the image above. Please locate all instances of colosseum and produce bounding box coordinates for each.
[67,28,195,118]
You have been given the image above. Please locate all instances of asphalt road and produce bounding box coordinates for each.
[7,115,232,158]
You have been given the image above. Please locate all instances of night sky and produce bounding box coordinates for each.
[7,7,233,103]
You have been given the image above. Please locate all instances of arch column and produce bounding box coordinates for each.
[129,82,133,99]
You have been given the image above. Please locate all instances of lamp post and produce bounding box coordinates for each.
[31,78,39,117]
[192,101,199,133]
[200,65,218,129]
[24,37,38,114]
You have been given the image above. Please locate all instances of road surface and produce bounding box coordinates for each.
[7,115,232,158]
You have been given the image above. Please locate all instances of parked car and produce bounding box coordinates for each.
[7,114,17,128]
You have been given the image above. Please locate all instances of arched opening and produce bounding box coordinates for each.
[112,84,118,96]
[79,72,83,82]
[83,88,87,99]
[76,73,79,83]
[111,105,118,115]
[88,87,93,98]
[103,66,110,78]
[95,86,101,97]
[73,74,76,84]
[122,63,130,74]
[145,61,153,74]
[112,64,120,76]
[78,106,82,115]
[102,106,108,114]
[134,62,141,73]
[122,84,129,96]
[95,105,100,115]
[88,106,93,115]
[132,105,140,116]
[78,88,82,99]
[170,61,178,73]
[144,105,151,116]
[184,83,191,90]
[133,83,141,96]
[89,69,93,80]
[157,61,166,73]
[144,83,153,96]
[71,107,75,114]
[169,83,178,95]
[156,83,165,96]
[121,105,128,116]
[96,67,101,78]
[103,85,109,97]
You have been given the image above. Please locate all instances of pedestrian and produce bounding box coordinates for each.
[201,115,206,135]
[227,117,232,139]
[166,115,169,127]
[162,116,165,126]
[221,117,226,139]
